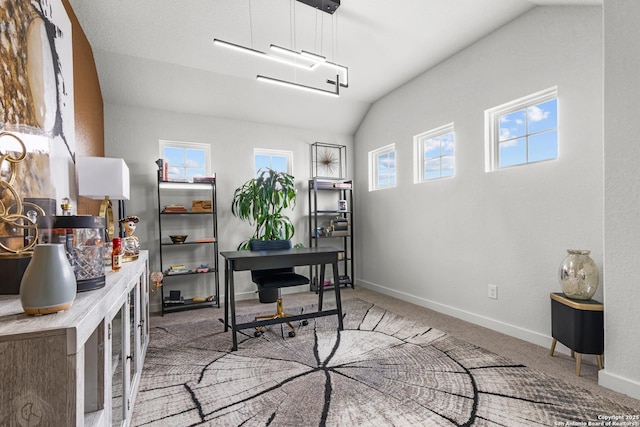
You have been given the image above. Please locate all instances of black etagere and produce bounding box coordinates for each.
[308,177,354,291]
[156,175,220,314]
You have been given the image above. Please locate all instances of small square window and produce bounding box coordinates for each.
[369,144,396,191]
[254,149,292,177]
[485,87,558,171]
[414,123,455,183]
[160,140,210,181]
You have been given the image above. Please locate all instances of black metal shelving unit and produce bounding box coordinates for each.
[308,177,354,291]
[156,176,220,315]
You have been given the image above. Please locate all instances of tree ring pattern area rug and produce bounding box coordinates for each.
[132,299,637,426]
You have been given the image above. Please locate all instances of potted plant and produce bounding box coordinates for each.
[231,168,299,302]
[231,168,298,250]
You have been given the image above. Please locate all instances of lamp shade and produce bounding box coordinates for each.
[77,157,130,200]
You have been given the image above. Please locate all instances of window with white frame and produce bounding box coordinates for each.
[369,144,396,191]
[485,87,558,171]
[160,140,211,180]
[254,149,292,177]
[414,123,455,183]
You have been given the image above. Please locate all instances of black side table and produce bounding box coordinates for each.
[549,292,604,376]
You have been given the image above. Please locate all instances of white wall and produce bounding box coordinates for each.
[355,5,605,365]
[601,0,640,399]
[104,104,353,310]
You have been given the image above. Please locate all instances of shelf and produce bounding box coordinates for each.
[157,174,220,314]
[162,297,218,313]
[164,269,216,277]
[316,210,352,214]
[160,211,214,215]
[159,181,214,190]
[161,240,216,246]
[308,165,354,292]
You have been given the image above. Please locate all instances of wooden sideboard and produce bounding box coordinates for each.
[0,250,149,427]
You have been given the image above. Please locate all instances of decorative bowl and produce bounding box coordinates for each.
[169,235,188,244]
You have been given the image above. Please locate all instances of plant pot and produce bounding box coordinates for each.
[258,287,278,303]
[558,249,599,300]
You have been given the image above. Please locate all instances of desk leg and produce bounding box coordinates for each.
[229,267,238,351]
[224,260,230,332]
[318,264,326,311]
[332,260,344,331]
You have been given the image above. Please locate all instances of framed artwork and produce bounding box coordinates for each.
[0,0,75,250]
[338,199,347,212]
[311,142,346,179]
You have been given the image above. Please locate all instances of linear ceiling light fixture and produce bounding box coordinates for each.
[269,44,322,68]
[213,39,316,69]
[214,0,347,97]
[257,74,342,98]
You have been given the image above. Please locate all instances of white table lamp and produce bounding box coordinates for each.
[77,156,130,241]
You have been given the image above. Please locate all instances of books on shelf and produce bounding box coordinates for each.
[314,179,352,190]
[193,176,216,183]
[332,182,352,189]
[166,264,189,275]
[322,276,351,287]
[195,237,216,243]
[165,263,211,275]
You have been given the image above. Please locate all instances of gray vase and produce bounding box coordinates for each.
[558,249,599,300]
[20,244,77,315]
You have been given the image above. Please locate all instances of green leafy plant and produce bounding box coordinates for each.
[231,168,297,250]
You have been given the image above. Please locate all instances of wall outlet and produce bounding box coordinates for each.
[488,284,498,299]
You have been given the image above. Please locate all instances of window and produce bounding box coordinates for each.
[485,87,558,171]
[414,123,455,183]
[254,149,292,177]
[369,144,396,191]
[160,140,210,180]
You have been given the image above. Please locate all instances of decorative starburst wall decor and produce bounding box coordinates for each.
[311,142,345,179]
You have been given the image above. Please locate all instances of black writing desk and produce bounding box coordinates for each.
[221,246,345,351]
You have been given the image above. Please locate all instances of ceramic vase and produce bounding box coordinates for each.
[20,243,77,315]
[558,249,599,300]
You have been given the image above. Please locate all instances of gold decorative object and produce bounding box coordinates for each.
[0,131,43,255]
[150,271,163,294]
[60,197,72,216]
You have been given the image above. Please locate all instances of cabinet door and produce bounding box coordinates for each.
[110,298,131,427]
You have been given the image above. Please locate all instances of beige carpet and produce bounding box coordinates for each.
[133,288,640,426]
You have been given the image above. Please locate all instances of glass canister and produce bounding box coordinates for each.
[558,249,599,300]
[38,215,106,292]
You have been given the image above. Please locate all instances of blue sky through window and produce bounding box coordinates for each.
[164,146,206,179]
[423,131,455,180]
[498,98,557,168]
[377,151,396,189]
[254,153,289,177]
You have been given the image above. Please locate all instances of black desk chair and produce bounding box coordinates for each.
[249,239,310,337]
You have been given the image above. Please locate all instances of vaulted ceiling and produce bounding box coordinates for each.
[68,0,601,135]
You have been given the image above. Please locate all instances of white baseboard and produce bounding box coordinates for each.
[599,370,640,400]
[357,279,551,347]
[358,279,640,400]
